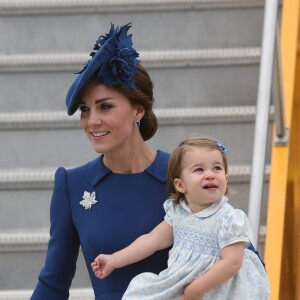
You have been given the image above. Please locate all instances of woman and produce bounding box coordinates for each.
[30,23,171,300]
[31,23,262,299]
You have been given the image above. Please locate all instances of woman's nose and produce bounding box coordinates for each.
[88,110,101,126]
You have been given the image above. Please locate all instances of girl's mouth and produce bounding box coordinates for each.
[203,184,218,189]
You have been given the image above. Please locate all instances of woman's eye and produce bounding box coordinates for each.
[79,106,89,112]
[100,103,113,110]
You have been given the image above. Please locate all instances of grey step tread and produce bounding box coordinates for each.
[0,9,264,54]
[0,48,260,73]
[0,222,267,290]
[0,220,268,252]
[0,183,269,230]
[0,229,49,252]
[0,106,274,169]
[0,0,265,16]
[0,110,273,168]
[0,189,52,229]
[0,63,262,111]
[0,288,93,300]
[0,164,271,190]
[0,105,274,130]
[0,242,91,289]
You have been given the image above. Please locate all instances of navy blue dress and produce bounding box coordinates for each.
[31,150,171,300]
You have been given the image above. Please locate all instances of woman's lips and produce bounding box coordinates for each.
[91,131,110,137]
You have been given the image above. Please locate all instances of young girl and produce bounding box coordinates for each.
[91,136,270,299]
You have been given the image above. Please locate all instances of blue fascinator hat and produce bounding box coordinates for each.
[66,23,140,115]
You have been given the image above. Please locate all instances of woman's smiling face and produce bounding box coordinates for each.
[79,81,143,154]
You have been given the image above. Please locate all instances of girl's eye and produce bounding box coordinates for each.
[214,166,223,171]
[195,168,203,172]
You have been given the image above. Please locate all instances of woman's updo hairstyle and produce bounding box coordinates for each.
[116,64,158,141]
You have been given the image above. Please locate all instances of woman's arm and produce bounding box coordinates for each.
[31,168,80,300]
[92,220,173,279]
[180,242,245,300]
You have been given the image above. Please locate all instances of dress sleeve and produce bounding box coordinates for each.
[163,199,175,226]
[218,209,250,250]
[30,167,80,300]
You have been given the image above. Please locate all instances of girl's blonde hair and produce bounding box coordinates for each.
[167,136,230,203]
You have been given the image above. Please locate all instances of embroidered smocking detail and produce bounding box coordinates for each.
[173,226,220,257]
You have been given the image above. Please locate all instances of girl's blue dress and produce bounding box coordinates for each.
[123,196,270,300]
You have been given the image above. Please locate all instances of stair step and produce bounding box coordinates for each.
[0,0,264,16]
[0,229,49,252]
[0,288,94,300]
[0,48,260,73]
[0,164,270,230]
[0,220,268,290]
[0,9,265,55]
[0,164,270,191]
[0,113,273,168]
[0,105,274,130]
[0,105,274,168]
[0,168,55,190]
[0,218,268,252]
[0,56,262,111]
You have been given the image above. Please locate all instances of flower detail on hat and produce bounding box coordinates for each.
[78,23,140,89]
[79,191,97,210]
[215,140,227,154]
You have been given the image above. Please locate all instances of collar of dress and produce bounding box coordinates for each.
[179,195,228,218]
[83,150,168,187]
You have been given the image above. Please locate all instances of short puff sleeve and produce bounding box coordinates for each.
[163,199,175,226]
[218,209,250,250]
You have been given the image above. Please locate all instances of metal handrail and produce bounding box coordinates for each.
[247,0,282,248]
[272,21,288,145]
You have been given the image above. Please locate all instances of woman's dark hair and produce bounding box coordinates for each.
[115,64,158,141]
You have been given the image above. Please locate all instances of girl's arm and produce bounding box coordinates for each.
[92,220,173,279]
[180,242,245,300]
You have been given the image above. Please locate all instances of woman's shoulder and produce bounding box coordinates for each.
[157,149,171,160]
[55,155,107,186]
[66,156,103,173]
[144,150,170,183]
[152,149,170,167]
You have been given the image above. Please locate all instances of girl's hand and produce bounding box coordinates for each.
[91,254,115,279]
[179,282,203,300]
[179,297,202,300]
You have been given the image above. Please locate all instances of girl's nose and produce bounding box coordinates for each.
[204,170,215,179]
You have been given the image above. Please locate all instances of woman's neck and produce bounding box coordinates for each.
[103,144,156,174]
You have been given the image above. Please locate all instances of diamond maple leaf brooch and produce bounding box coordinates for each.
[79,191,97,210]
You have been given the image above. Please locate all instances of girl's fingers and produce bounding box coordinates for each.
[95,270,104,279]
[91,261,101,273]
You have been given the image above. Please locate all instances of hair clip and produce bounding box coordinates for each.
[215,140,227,154]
